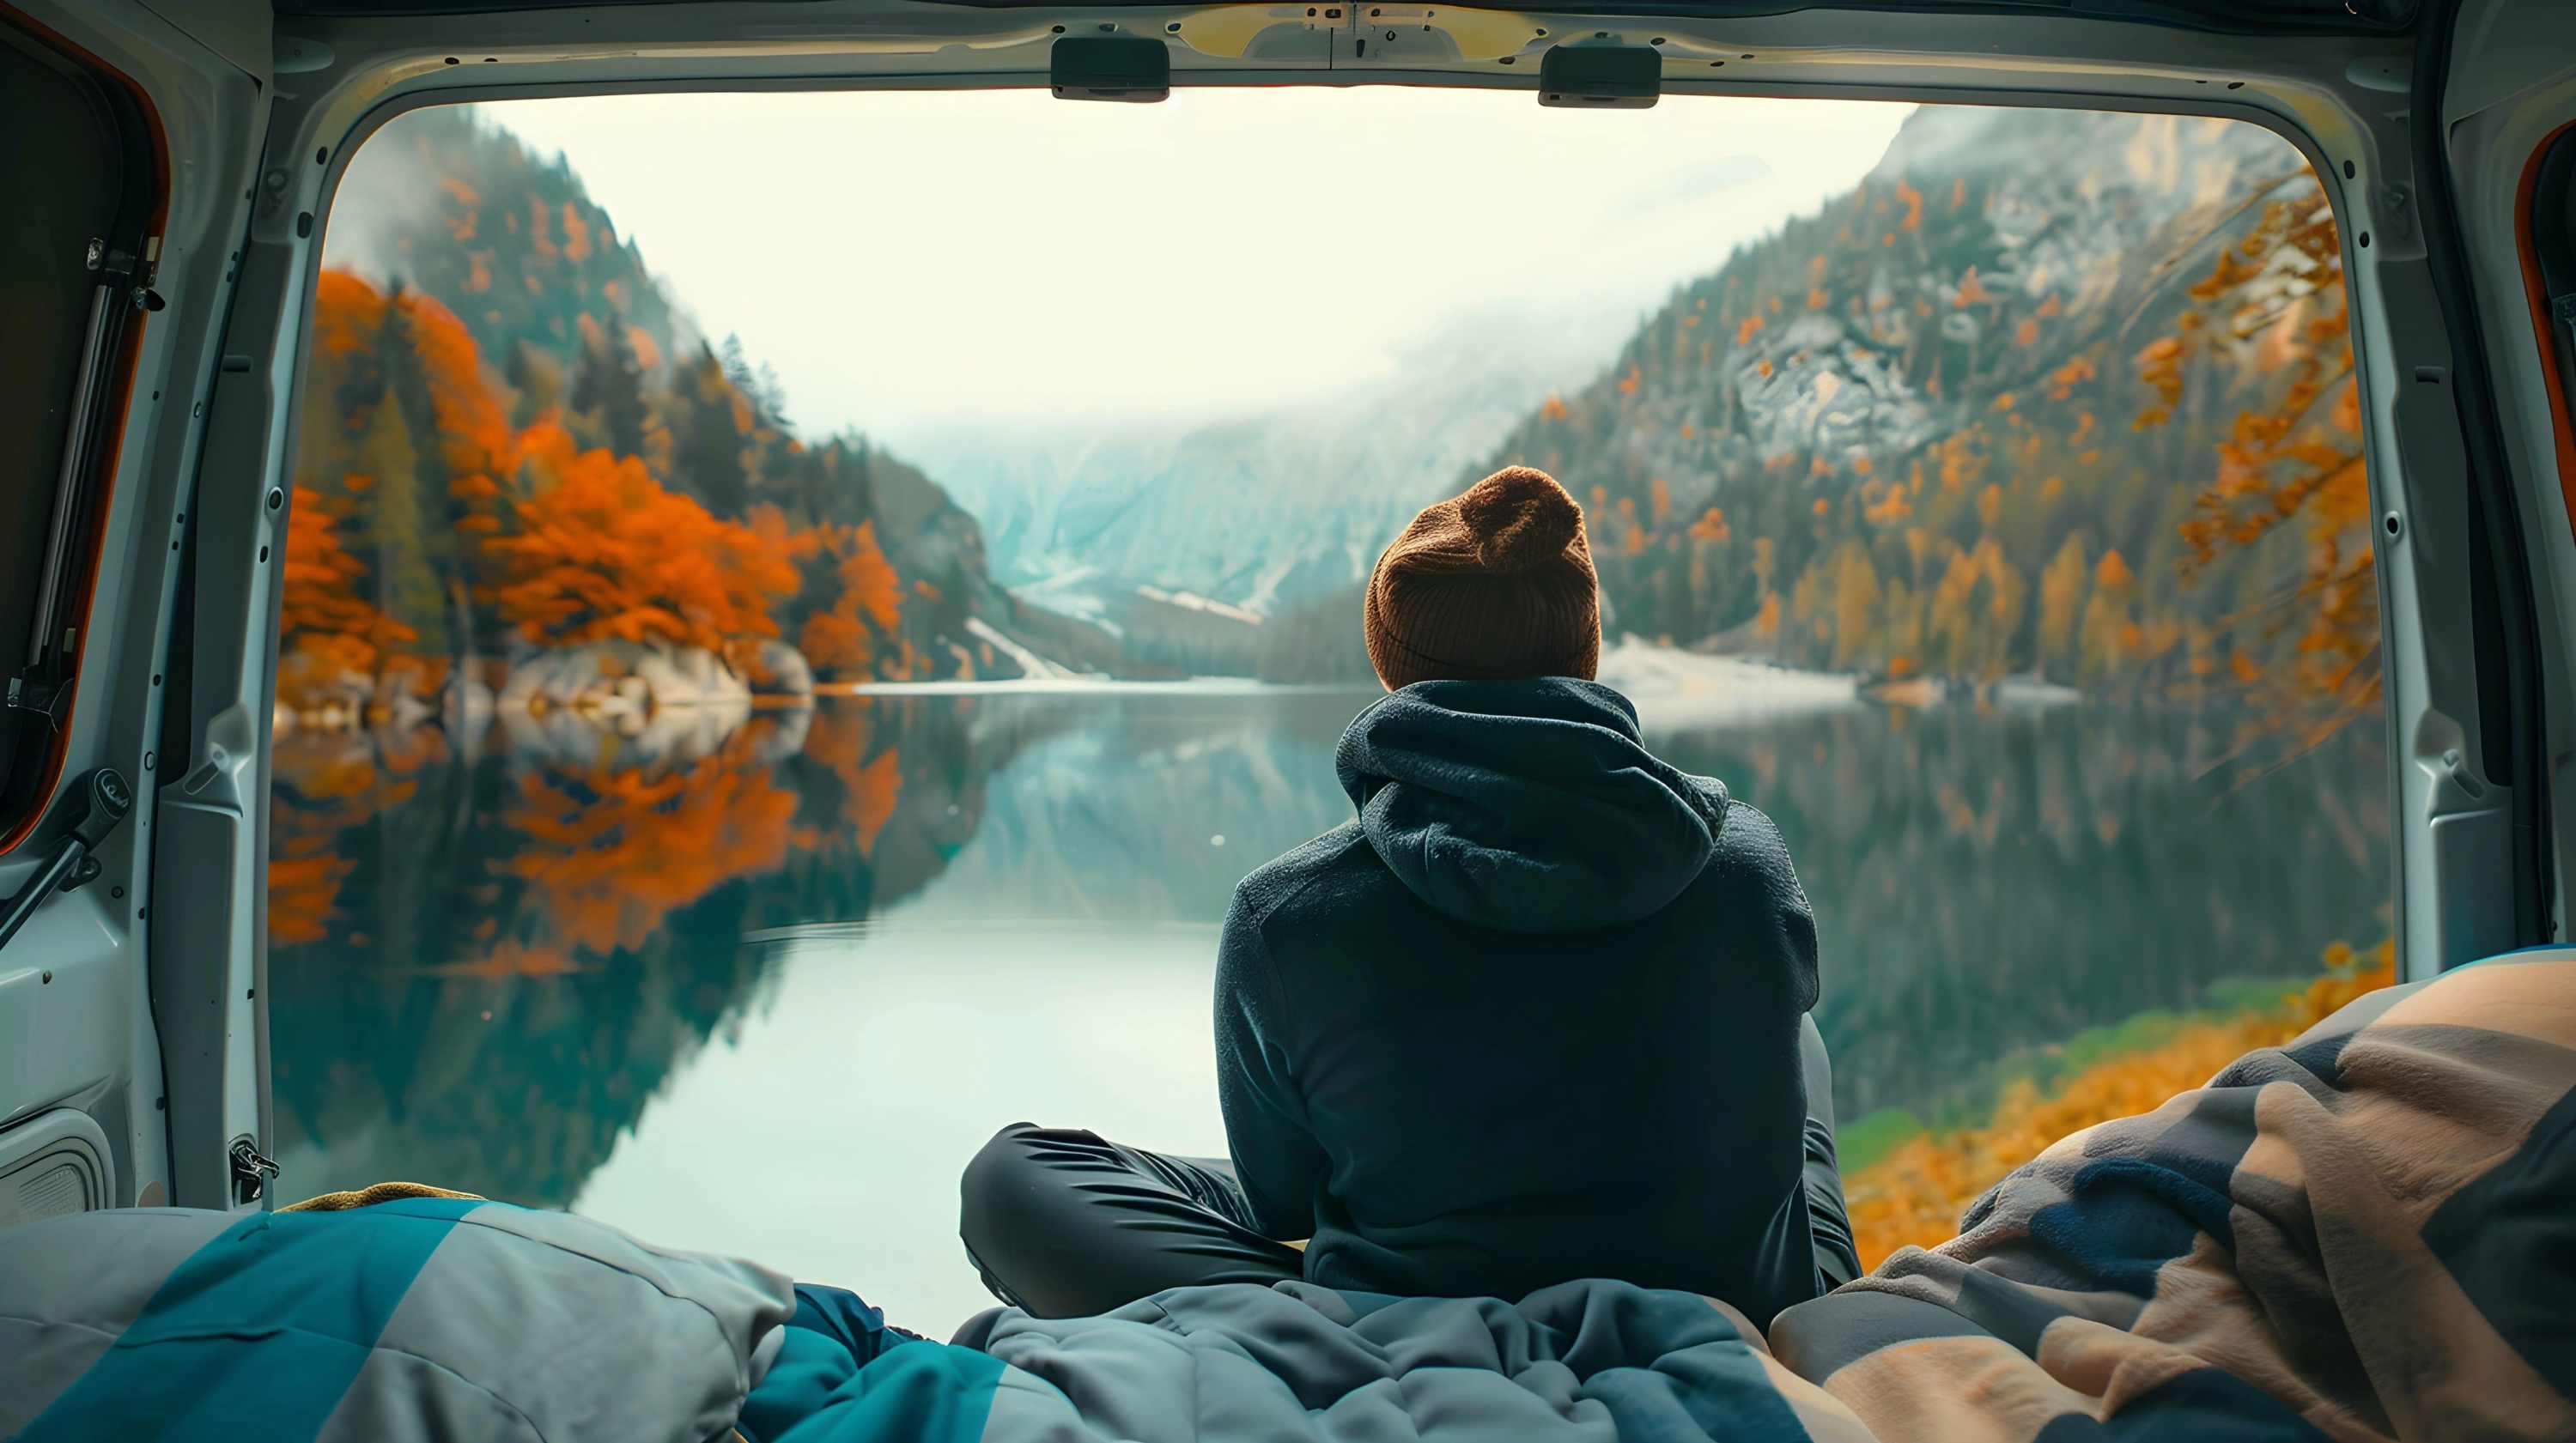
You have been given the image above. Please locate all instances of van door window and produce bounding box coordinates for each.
[0,17,156,849]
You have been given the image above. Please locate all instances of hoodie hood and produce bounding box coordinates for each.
[1334,678,1729,934]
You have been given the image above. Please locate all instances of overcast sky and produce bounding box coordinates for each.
[373,88,1911,440]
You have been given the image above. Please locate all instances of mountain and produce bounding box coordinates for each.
[295,105,1123,700]
[900,300,1635,625]
[1264,106,2370,733]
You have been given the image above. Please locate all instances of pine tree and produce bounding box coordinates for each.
[351,391,451,660]
[755,361,790,429]
[674,343,753,516]
[570,313,647,458]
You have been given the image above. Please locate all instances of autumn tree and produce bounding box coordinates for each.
[571,311,650,458]
[276,483,420,711]
[486,421,800,663]
[672,343,756,516]
[2140,173,2373,747]
[795,521,904,680]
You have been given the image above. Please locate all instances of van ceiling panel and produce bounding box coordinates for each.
[271,0,2415,39]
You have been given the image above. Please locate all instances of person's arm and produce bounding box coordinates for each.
[1724,798,1820,1013]
[1213,894,1327,1240]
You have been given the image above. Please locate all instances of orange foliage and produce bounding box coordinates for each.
[527,198,559,261]
[402,290,515,506]
[798,521,904,678]
[277,484,420,709]
[2045,355,2097,402]
[312,270,391,362]
[1846,943,2395,1269]
[2148,181,2373,743]
[1863,482,1914,528]
[267,849,356,948]
[2093,549,2135,591]
[488,421,800,660]
[266,743,433,945]
[803,705,907,856]
[1894,179,1923,233]
[440,178,480,243]
[560,203,593,264]
[501,746,799,955]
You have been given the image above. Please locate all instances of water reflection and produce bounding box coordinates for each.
[268,685,2385,1329]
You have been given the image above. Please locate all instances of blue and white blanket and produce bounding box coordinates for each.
[5,953,2572,1442]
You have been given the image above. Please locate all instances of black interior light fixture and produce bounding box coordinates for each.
[1538,45,1662,109]
[1051,34,1171,102]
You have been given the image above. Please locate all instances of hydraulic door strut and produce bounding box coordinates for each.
[0,768,132,954]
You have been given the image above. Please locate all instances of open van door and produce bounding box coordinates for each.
[2428,0,2576,938]
[0,1,267,1221]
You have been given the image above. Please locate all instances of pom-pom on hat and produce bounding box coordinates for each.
[1364,466,1602,690]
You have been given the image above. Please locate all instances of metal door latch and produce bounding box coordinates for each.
[228,1137,281,1205]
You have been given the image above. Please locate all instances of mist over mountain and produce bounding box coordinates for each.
[897,298,1637,623]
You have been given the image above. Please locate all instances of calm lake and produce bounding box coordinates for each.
[267,676,2388,1332]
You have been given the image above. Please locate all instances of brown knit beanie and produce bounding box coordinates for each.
[1364,466,1601,690]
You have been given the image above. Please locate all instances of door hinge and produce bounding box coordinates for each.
[228,1137,281,1206]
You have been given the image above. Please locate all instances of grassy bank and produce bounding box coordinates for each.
[1841,941,2395,1270]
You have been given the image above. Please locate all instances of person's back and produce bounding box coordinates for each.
[959,465,1855,1334]
[1218,675,1821,1314]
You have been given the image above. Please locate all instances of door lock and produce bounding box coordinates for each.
[228,1137,280,1206]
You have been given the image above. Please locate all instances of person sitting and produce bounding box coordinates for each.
[958,465,1859,1327]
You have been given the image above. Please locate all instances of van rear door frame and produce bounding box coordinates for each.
[0,0,267,1215]
[2438,0,2576,944]
[150,0,2549,1198]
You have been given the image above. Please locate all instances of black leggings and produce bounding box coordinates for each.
[958,1016,1862,1320]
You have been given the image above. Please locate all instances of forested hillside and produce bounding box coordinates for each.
[1265,109,2375,749]
[285,106,1121,719]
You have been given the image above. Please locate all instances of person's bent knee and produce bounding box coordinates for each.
[959,1123,1143,1317]
[960,1122,1050,1242]
[960,1126,1116,1266]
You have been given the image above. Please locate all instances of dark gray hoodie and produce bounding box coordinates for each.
[1214,677,1827,1323]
